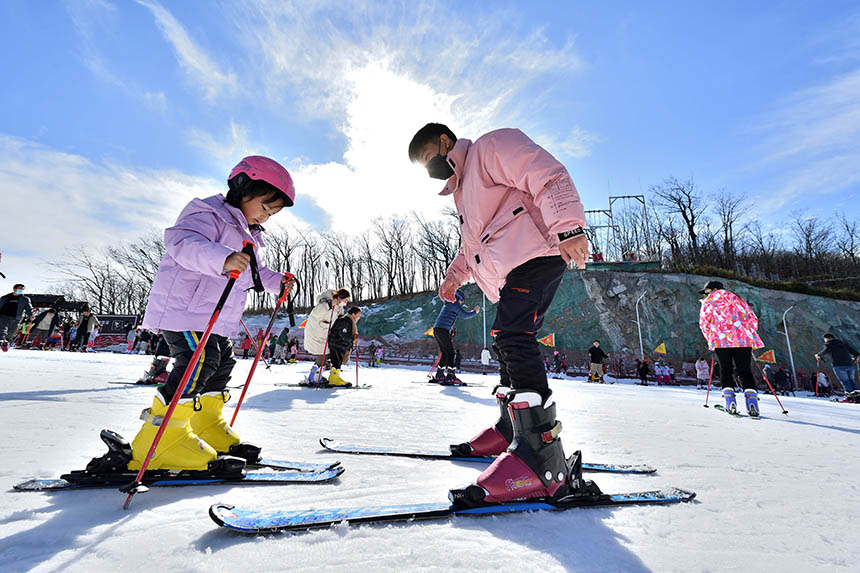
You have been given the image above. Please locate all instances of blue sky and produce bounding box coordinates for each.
[1,0,859,291]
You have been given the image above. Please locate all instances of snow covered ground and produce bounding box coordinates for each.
[1,349,859,572]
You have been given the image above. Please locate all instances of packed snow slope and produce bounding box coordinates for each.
[1,350,858,572]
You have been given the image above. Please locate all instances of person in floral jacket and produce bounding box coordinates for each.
[698,280,764,416]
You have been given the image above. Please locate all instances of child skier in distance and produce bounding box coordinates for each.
[698,280,764,416]
[432,289,479,385]
[326,307,361,386]
[409,122,594,505]
[126,155,296,472]
[303,288,351,383]
[695,357,710,389]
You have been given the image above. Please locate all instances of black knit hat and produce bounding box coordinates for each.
[698,280,724,295]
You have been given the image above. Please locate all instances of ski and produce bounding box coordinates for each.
[275,383,372,390]
[411,380,484,387]
[714,405,760,419]
[108,381,244,389]
[251,457,341,473]
[13,466,344,491]
[210,487,695,533]
[319,438,656,474]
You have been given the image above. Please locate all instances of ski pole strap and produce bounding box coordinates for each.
[241,241,265,293]
[541,421,562,444]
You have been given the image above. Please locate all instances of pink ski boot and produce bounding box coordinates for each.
[450,390,601,507]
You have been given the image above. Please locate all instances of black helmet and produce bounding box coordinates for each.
[698,280,724,295]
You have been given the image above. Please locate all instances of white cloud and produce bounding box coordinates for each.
[186,120,259,165]
[753,67,860,210]
[0,136,308,290]
[214,1,591,231]
[135,0,236,100]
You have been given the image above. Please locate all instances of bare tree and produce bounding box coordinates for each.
[650,177,708,264]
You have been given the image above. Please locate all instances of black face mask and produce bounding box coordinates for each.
[426,141,454,180]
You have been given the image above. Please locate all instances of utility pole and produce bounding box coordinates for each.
[635,292,646,360]
[782,305,798,390]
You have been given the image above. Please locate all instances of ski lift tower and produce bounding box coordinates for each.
[607,195,656,262]
[584,209,620,262]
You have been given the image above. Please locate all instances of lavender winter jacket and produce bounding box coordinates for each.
[440,129,587,303]
[141,195,283,338]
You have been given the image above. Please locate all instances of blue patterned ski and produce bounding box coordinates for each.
[13,466,344,491]
[319,438,656,474]
[252,458,341,473]
[210,487,695,533]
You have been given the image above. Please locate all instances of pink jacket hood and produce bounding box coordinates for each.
[440,129,586,303]
[141,194,283,338]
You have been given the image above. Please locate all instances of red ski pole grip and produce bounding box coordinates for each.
[228,270,240,280]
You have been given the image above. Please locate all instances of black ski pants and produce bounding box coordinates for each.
[492,256,567,396]
[433,327,455,369]
[714,347,756,390]
[158,330,235,402]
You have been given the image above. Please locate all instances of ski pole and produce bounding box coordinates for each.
[354,337,359,385]
[239,319,272,370]
[704,356,714,408]
[755,361,788,415]
[317,304,336,384]
[122,241,254,509]
[231,273,294,426]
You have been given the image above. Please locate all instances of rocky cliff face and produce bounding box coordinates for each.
[356,270,860,373]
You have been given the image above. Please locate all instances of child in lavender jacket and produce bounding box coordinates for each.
[126,156,297,472]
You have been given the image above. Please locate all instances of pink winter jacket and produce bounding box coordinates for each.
[440,129,586,303]
[698,289,764,351]
[141,195,283,338]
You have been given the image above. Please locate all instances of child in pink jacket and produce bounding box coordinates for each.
[125,156,296,472]
[409,123,596,505]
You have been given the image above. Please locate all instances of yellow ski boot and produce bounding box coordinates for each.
[191,391,242,454]
[327,368,351,387]
[127,394,218,471]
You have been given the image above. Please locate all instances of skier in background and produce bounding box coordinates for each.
[410,122,595,505]
[431,289,479,384]
[815,333,859,394]
[71,309,100,352]
[30,307,60,349]
[587,340,609,382]
[304,288,351,383]
[325,306,361,386]
[698,280,764,416]
[0,283,33,351]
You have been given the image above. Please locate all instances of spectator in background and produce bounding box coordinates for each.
[239,333,252,359]
[374,345,383,366]
[126,327,137,353]
[817,371,832,397]
[0,283,33,351]
[275,328,289,364]
[87,323,100,352]
[636,358,650,386]
[367,341,377,367]
[815,333,859,394]
[72,309,101,352]
[695,357,710,389]
[66,321,77,351]
[288,336,299,363]
[30,307,60,349]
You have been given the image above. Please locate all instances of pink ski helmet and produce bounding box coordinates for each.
[228,155,295,206]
